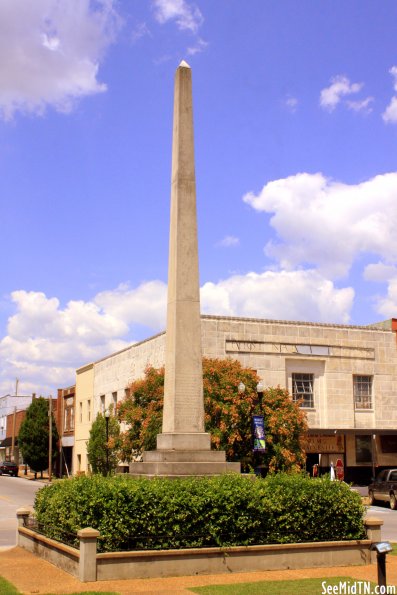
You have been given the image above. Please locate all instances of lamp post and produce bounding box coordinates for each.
[105,410,110,477]
[256,381,264,409]
[238,381,246,395]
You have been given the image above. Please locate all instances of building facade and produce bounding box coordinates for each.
[55,386,75,477]
[73,315,397,482]
[0,394,33,461]
[73,363,94,475]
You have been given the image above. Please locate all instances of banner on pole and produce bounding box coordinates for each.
[252,415,266,452]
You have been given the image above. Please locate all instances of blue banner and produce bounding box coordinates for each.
[252,415,266,452]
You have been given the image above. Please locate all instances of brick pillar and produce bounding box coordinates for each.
[77,527,100,582]
[364,516,383,564]
[16,507,30,546]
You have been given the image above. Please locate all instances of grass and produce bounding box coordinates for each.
[189,577,376,595]
[0,577,119,595]
[0,576,20,595]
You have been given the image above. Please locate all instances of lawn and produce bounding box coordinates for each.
[189,577,376,595]
[0,576,118,595]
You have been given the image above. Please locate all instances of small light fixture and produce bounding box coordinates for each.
[256,381,265,393]
[105,410,110,419]
[238,381,246,394]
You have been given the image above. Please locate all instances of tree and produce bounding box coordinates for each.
[86,412,121,476]
[118,357,308,473]
[18,397,59,478]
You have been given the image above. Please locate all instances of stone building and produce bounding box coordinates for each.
[72,315,397,483]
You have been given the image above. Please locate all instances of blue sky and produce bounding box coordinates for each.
[2,0,397,396]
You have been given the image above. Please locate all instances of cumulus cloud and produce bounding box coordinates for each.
[94,281,167,329]
[216,236,240,248]
[284,96,298,113]
[372,277,397,318]
[364,262,397,283]
[243,171,397,278]
[152,0,203,33]
[187,37,209,55]
[201,269,354,324]
[346,97,374,114]
[0,0,120,120]
[383,66,397,124]
[320,75,363,111]
[0,282,168,395]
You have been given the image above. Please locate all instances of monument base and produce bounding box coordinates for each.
[128,437,240,477]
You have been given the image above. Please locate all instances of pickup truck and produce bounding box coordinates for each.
[368,468,397,510]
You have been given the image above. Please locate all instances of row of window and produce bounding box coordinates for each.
[292,373,373,409]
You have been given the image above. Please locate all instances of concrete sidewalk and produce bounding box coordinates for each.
[0,546,397,595]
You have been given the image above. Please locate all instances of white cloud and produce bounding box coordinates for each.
[187,37,208,55]
[0,0,120,120]
[131,22,151,43]
[373,277,397,318]
[216,236,240,248]
[346,97,374,114]
[243,172,397,278]
[284,96,298,113]
[320,75,363,111]
[152,0,203,33]
[201,270,354,324]
[383,67,397,123]
[364,262,397,283]
[94,281,167,329]
[0,282,167,395]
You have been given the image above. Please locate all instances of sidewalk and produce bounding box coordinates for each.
[0,546,397,595]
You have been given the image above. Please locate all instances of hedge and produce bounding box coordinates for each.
[34,473,366,552]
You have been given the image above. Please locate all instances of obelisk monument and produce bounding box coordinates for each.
[129,61,240,476]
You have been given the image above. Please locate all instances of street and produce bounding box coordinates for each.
[0,475,43,549]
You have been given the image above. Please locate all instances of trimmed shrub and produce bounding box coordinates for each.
[34,473,365,553]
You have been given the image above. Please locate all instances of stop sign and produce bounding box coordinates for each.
[335,458,344,481]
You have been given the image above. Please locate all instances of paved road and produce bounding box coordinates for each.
[0,475,43,549]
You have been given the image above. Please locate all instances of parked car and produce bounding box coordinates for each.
[368,468,397,509]
[0,460,19,477]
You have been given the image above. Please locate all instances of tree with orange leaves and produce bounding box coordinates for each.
[118,357,308,473]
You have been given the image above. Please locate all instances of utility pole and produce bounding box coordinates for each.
[48,396,52,482]
[11,406,16,460]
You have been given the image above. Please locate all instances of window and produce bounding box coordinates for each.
[64,397,75,432]
[292,373,314,408]
[353,375,372,409]
[87,400,91,422]
[112,391,117,411]
[79,401,83,423]
[355,435,372,463]
[100,395,105,413]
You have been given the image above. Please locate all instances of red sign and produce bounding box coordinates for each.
[335,458,344,481]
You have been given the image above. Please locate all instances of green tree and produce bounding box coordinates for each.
[86,412,121,476]
[18,397,59,478]
[118,357,308,473]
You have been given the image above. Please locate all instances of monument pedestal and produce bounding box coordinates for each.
[129,432,240,477]
[129,453,240,478]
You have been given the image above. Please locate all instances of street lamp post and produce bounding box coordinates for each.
[105,410,110,477]
[255,381,265,475]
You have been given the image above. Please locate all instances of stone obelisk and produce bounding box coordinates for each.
[129,61,240,476]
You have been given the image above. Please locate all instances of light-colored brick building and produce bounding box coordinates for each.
[73,315,397,483]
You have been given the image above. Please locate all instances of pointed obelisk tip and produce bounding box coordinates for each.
[178,59,191,69]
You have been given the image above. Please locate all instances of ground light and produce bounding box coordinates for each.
[371,541,393,589]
